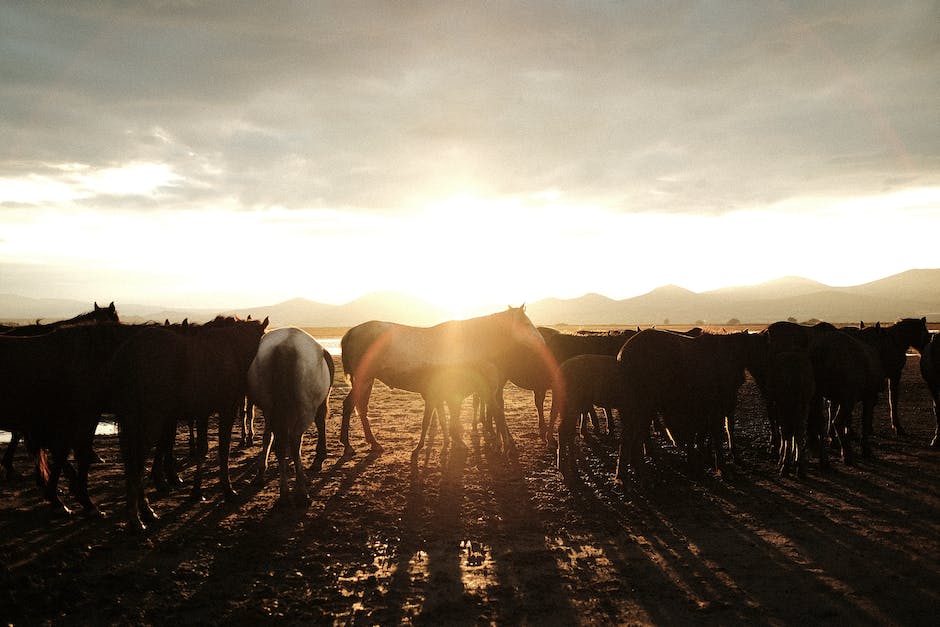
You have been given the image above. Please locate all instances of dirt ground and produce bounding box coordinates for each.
[2,351,939,626]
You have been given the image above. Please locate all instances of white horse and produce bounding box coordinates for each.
[247,327,334,505]
[340,305,550,455]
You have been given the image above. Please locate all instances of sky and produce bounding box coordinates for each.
[1,1,938,318]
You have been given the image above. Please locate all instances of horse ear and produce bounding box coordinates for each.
[860,321,865,328]
[875,321,881,329]
[262,316,269,330]
[923,317,927,324]
[247,314,252,321]
[109,301,115,310]
[94,302,100,311]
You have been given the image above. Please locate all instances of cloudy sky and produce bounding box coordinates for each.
[1,1,938,316]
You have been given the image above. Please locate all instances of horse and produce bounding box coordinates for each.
[409,361,504,460]
[762,321,882,466]
[0,321,137,514]
[0,301,118,337]
[552,355,628,480]
[764,350,815,478]
[247,327,334,506]
[920,333,940,447]
[544,329,637,437]
[110,315,268,532]
[841,318,930,435]
[615,329,766,483]
[0,302,120,479]
[339,306,548,455]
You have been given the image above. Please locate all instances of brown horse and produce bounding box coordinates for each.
[920,333,940,447]
[615,329,766,483]
[340,306,548,455]
[544,329,637,437]
[1,302,121,479]
[762,321,882,466]
[0,321,137,513]
[110,315,267,532]
[553,354,628,480]
[765,350,816,478]
[409,361,504,459]
[841,318,930,434]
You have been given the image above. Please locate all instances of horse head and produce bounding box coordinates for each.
[503,304,546,352]
[893,317,931,351]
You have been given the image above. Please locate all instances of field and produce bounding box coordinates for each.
[1,347,939,625]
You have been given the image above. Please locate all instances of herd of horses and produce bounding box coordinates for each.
[1,302,938,532]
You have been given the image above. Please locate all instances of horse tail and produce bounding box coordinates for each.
[324,348,336,389]
[36,448,50,486]
[268,342,296,433]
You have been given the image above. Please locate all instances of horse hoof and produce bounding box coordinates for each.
[369,443,384,455]
[51,502,74,516]
[342,445,356,458]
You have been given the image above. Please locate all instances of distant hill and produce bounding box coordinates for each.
[2,269,938,328]
[527,269,940,325]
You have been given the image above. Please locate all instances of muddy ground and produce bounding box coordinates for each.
[1,352,939,625]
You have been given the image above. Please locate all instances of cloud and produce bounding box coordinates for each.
[0,0,937,219]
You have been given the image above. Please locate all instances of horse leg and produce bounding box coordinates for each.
[833,403,854,465]
[412,401,433,461]
[190,415,209,501]
[72,438,99,515]
[275,433,290,506]
[557,406,579,481]
[493,392,514,454]
[217,409,238,502]
[187,417,197,460]
[291,430,310,506]
[860,397,875,457]
[931,390,940,448]
[311,400,328,473]
[241,397,256,448]
[588,406,601,437]
[795,407,809,479]
[341,377,379,455]
[535,389,547,441]
[710,418,726,478]
[1,432,23,480]
[448,398,467,450]
[43,447,71,514]
[888,376,904,435]
[255,424,274,485]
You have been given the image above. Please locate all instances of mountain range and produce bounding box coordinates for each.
[1,269,938,328]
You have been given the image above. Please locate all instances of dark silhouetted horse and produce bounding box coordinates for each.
[339,306,548,455]
[920,332,940,447]
[110,315,267,532]
[544,329,637,437]
[552,354,627,480]
[764,350,815,478]
[762,321,882,466]
[615,329,765,483]
[248,327,334,506]
[841,318,930,434]
[0,321,136,513]
[1,303,120,479]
